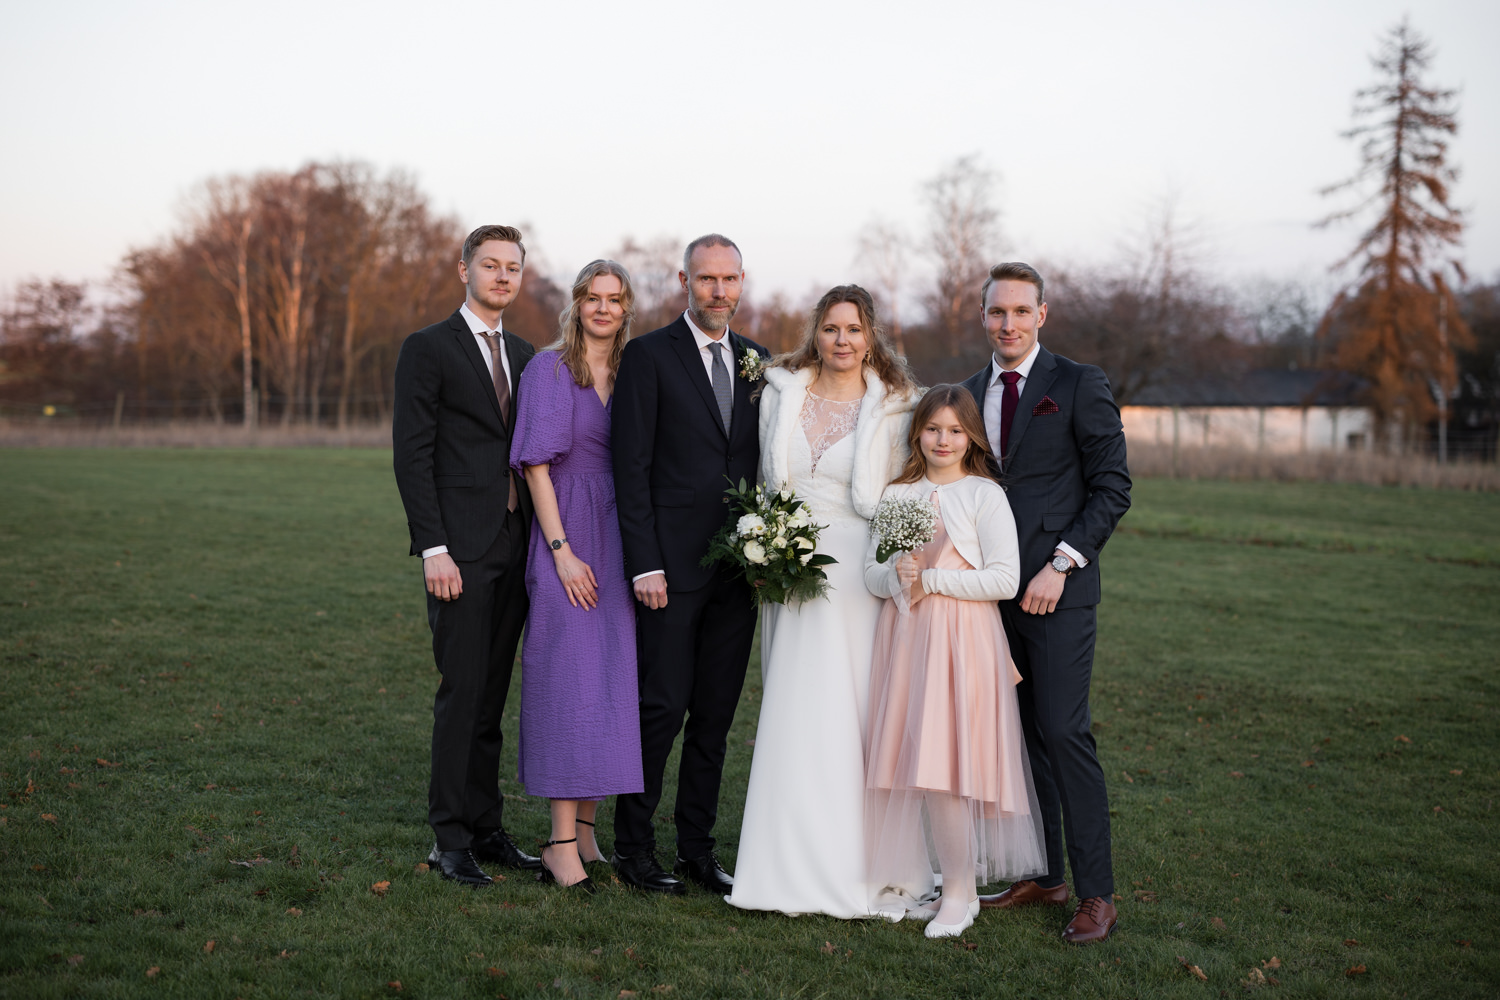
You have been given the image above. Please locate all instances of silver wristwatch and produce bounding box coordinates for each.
[1050,554,1072,575]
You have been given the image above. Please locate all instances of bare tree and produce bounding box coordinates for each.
[611,235,686,333]
[1317,18,1470,447]
[855,218,910,355]
[192,178,258,427]
[920,155,1001,356]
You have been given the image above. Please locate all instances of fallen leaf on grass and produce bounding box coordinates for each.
[387,981,402,991]
[1263,957,1281,969]
[230,857,270,868]
[1133,890,1158,902]
[952,940,977,952]
[1301,760,1315,768]
[486,967,505,977]
[1457,939,1471,947]
[1433,805,1444,813]
[1120,771,1134,784]
[96,759,121,768]
[619,992,637,998]
[66,954,83,966]
[590,948,603,956]
[414,862,429,873]
[253,889,268,897]
[370,880,391,897]
[1177,956,1207,982]
[1343,939,1358,947]
[1211,917,1226,929]
[278,949,297,959]
[1243,967,1266,985]
[285,907,302,916]
[819,941,836,954]
[1230,771,1244,778]
[203,941,215,953]
[1395,735,1411,743]
[1346,964,1367,976]
[41,813,57,823]
[145,966,159,978]
[652,988,673,995]
[1450,769,1463,775]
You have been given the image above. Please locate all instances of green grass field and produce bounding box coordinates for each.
[1,450,1496,999]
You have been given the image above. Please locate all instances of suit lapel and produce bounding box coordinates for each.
[1004,346,1058,467]
[670,319,729,438]
[450,312,507,428]
[729,333,759,439]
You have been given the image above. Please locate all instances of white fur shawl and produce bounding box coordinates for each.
[757,366,919,519]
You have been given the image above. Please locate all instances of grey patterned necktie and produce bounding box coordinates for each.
[710,341,732,433]
[481,330,518,512]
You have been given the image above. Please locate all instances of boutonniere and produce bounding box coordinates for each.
[737,350,766,383]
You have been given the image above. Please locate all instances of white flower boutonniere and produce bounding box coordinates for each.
[738,351,765,383]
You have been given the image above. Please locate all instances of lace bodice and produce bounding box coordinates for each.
[800,392,861,474]
[789,392,863,528]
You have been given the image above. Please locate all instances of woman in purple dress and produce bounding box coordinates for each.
[511,259,645,891]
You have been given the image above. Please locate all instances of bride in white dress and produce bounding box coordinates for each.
[727,285,923,918]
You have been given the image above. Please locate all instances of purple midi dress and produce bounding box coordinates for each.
[510,352,644,800]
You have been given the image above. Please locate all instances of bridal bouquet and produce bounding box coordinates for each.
[702,478,836,606]
[870,496,938,563]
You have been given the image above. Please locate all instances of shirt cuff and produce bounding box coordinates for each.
[1056,541,1088,569]
[421,545,449,560]
[631,570,666,583]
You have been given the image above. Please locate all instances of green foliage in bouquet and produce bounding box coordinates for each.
[701,478,837,606]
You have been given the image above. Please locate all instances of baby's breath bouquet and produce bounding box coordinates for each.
[870,496,939,563]
[702,478,836,606]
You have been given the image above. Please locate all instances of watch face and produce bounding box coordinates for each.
[1052,555,1070,572]
[551,539,562,550]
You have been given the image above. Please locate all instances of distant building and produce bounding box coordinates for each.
[1121,369,1376,453]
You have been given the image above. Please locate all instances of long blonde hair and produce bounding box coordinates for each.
[767,284,917,398]
[550,259,636,390]
[891,384,1000,484]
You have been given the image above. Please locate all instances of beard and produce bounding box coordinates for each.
[689,296,737,333]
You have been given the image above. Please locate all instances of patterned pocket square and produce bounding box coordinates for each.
[1032,396,1060,416]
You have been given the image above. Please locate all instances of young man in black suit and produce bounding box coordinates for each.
[392,225,541,886]
[961,262,1132,943]
[610,234,771,895]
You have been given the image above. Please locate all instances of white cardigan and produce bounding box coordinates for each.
[757,365,918,519]
[863,475,1022,603]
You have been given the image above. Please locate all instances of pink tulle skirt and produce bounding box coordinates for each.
[864,513,1045,892]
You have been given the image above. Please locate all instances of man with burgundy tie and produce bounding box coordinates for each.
[960,261,1132,943]
[393,225,541,886]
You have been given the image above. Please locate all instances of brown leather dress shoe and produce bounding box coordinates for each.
[1062,896,1117,944]
[978,880,1070,909]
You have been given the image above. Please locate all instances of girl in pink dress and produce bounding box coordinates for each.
[863,385,1045,938]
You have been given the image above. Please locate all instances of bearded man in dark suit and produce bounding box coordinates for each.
[960,261,1132,943]
[392,225,542,886]
[610,234,771,895]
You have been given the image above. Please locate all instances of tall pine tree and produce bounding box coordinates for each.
[1318,18,1470,450]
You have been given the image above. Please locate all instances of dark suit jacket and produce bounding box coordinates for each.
[392,308,536,561]
[962,346,1131,609]
[612,316,771,593]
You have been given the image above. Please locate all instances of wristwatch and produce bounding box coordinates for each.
[550,538,567,551]
[1049,553,1073,575]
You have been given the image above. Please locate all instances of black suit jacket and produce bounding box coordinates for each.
[392,309,536,561]
[962,346,1131,609]
[612,316,771,592]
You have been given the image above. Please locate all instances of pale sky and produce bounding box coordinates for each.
[2,0,1497,308]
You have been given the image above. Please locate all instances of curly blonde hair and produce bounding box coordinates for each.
[550,259,635,390]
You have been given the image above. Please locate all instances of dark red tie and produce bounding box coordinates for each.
[999,370,1022,459]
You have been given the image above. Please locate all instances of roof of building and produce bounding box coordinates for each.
[1129,368,1367,407]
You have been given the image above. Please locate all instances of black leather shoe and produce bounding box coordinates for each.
[675,852,734,894]
[426,845,492,887]
[472,828,542,871]
[612,851,686,895]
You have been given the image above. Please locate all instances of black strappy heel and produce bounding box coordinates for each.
[574,818,609,866]
[537,837,598,894]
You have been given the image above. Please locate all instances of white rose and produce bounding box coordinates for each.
[772,536,787,548]
[786,510,809,529]
[743,540,768,565]
[779,488,791,501]
[799,552,813,565]
[793,536,814,551]
[736,513,767,537]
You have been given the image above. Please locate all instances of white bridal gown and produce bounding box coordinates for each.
[728,394,931,918]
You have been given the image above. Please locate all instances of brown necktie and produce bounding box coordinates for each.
[481,331,519,512]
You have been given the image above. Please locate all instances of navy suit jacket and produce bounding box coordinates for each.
[392,309,536,561]
[612,316,771,592]
[961,346,1131,609]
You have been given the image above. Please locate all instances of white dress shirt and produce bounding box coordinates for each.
[420,302,515,561]
[983,342,1088,570]
[630,311,734,584]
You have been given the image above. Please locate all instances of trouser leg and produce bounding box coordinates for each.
[1002,603,1113,899]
